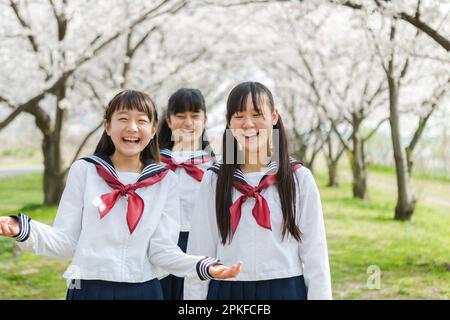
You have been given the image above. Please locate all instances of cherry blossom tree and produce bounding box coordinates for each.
[0,0,188,204]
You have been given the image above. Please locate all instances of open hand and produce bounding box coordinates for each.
[0,216,19,237]
[208,262,242,280]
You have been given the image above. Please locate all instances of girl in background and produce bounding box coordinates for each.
[184,82,331,300]
[0,90,240,300]
[158,88,215,300]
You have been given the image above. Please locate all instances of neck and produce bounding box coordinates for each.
[110,152,142,172]
[172,139,200,152]
[240,151,271,173]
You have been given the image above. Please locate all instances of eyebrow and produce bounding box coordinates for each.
[116,111,148,116]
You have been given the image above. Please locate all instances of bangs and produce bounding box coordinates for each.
[168,88,206,115]
[106,90,157,123]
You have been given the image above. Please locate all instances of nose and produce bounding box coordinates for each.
[183,116,194,127]
[242,116,255,129]
[126,120,138,132]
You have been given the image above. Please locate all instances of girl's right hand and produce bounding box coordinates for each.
[208,262,243,280]
[0,216,19,237]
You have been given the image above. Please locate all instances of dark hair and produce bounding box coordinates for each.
[216,81,301,244]
[158,88,214,156]
[94,90,160,164]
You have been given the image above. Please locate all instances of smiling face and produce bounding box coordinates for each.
[105,109,156,159]
[229,94,279,156]
[166,111,207,149]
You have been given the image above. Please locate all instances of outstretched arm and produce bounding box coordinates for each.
[0,160,86,259]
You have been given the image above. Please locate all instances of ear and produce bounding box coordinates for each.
[204,115,208,125]
[272,109,279,126]
[165,116,172,129]
[104,120,111,136]
[150,125,157,139]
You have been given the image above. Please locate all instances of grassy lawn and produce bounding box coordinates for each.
[316,169,450,299]
[0,174,69,299]
[0,169,449,300]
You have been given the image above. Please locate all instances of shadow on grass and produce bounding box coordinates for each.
[19,203,47,212]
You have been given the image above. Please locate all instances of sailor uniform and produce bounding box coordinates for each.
[159,149,214,232]
[184,159,332,300]
[159,149,214,300]
[14,154,219,300]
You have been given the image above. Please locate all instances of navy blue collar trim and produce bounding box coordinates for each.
[81,154,167,183]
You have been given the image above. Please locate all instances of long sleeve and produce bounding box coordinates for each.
[16,160,86,259]
[184,170,220,300]
[297,168,332,300]
[148,173,217,280]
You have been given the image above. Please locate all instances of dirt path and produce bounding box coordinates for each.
[0,166,43,180]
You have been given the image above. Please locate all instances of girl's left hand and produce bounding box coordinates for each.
[208,262,242,279]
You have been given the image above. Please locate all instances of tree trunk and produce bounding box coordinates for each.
[349,117,368,199]
[41,83,67,206]
[351,143,368,199]
[388,75,416,220]
[406,147,414,176]
[42,132,64,205]
[325,134,340,187]
[326,160,339,187]
[307,146,319,174]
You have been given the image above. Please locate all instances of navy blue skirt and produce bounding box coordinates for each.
[66,278,163,300]
[207,275,307,300]
[160,232,189,300]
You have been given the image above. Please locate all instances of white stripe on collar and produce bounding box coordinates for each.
[208,158,301,185]
[160,148,210,159]
[81,155,167,182]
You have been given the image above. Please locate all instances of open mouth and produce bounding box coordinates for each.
[122,137,141,144]
[243,131,259,139]
[180,129,195,134]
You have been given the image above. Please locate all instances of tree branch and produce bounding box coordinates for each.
[0,96,15,109]
[406,78,450,153]
[0,104,31,130]
[399,11,449,52]
[199,0,290,7]
[48,0,68,41]
[362,117,389,142]
[9,0,50,78]
[331,120,352,151]
[66,121,103,172]
[332,0,450,51]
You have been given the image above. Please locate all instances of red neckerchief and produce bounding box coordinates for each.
[160,150,211,182]
[209,159,302,235]
[82,155,168,234]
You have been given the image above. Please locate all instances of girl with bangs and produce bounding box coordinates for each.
[157,88,216,300]
[185,82,332,300]
[0,90,241,300]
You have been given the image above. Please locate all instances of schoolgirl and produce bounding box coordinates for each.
[184,82,332,300]
[157,88,215,300]
[0,90,240,300]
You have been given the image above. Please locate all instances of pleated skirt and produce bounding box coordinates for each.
[66,278,163,300]
[160,231,189,300]
[207,275,307,300]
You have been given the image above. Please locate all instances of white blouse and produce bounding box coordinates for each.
[15,159,217,283]
[160,150,214,232]
[184,165,332,300]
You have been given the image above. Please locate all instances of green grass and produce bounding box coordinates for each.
[0,174,69,299]
[315,169,450,300]
[369,164,450,183]
[0,169,449,299]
